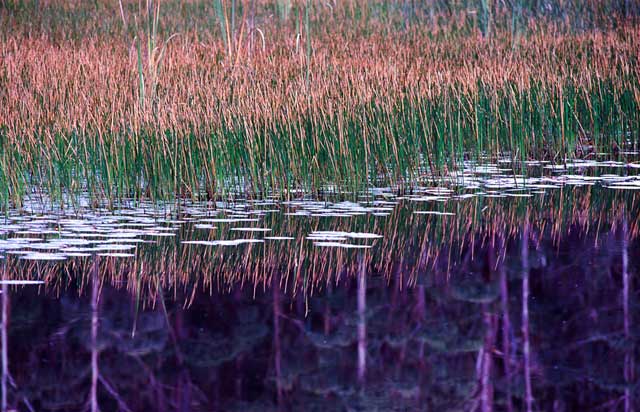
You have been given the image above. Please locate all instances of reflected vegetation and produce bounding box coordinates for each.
[0,164,638,411]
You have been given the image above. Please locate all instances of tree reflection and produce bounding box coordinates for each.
[522,216,533,412]
[90,255,100,412]
[0,188,638,411]
[1,278,7,412]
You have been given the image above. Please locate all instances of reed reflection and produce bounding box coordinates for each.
[0,187,637,411]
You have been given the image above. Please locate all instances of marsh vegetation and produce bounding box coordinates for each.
[1,0,639,205]
[0,1,639,411]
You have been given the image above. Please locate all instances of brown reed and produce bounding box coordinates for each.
[0,0,638,204]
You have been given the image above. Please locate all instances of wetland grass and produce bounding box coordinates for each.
[0,0,639,207]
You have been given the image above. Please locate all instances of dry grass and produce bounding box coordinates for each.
[3,26,636,133]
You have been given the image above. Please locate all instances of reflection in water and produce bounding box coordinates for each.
[273,272,282,409]
[0,179,638,410]
[498,234,513,412]
[5,183,639,301]
[522,217,532,412]
[2,277,7,412]
[91,255,99,412]
[623,218,634,412]
[357,252,366,386]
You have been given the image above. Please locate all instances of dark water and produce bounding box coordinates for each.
[0,162,639,411]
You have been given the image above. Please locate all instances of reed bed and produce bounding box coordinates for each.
[0,0,639,206]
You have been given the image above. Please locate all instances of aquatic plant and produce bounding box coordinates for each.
[129,0,179,111]
[0,0,638,206]
[2,177,637,300]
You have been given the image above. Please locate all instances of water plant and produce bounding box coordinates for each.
[120,0,179,110]
[0,0,638,207]
[213,0,251,64]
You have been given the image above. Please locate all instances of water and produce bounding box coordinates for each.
[0,160,639,411]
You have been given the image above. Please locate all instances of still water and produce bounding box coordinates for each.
[0,160,639,411]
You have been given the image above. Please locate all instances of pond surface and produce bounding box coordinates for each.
[0,160,639,411]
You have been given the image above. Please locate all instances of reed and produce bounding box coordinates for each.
[0,0,638,206]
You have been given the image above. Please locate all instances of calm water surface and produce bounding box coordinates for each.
[0,160,639,411]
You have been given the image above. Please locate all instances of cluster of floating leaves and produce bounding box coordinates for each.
[399,158,640,213]
[0,211,183,262]
[1,159,637,269]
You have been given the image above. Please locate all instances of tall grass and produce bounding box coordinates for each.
[0,1,638,206]
[213,0,250,64]
[118,0,179,110]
